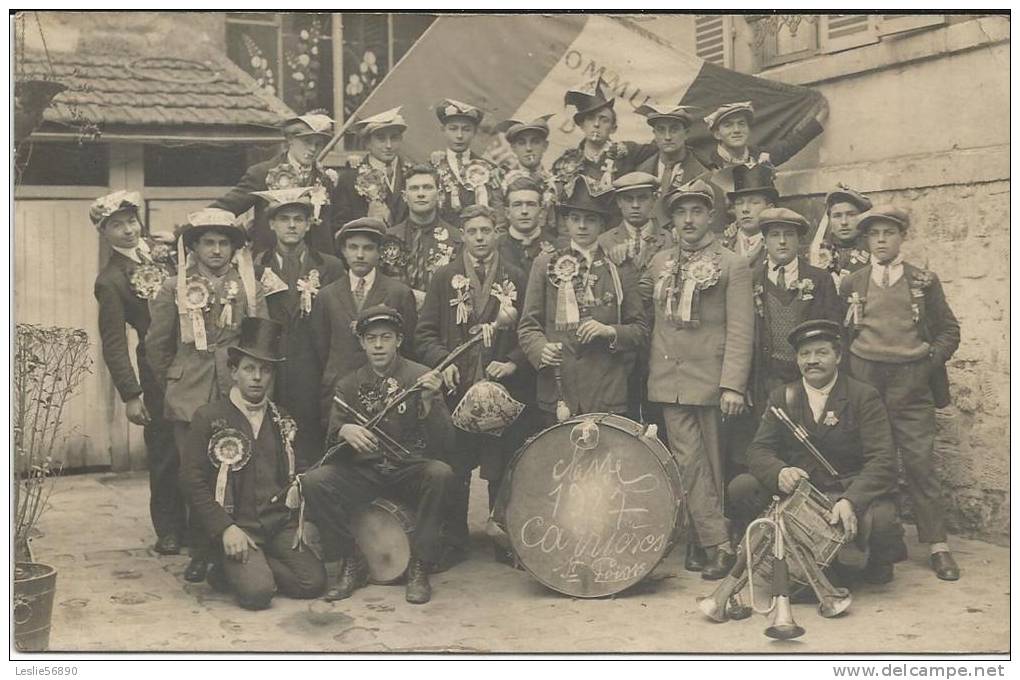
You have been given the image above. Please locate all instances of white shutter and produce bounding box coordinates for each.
[695,15,731,67]
[878,14,946,36]
[819,14,879,53]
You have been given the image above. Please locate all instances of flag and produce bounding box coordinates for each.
[353,14,826,167]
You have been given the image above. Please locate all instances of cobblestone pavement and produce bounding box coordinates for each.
[30,472,1008,654]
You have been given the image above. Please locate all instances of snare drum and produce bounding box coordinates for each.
[351,498,415,584]
[503,414,685,598]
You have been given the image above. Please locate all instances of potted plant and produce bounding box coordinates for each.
[13,324,92,652]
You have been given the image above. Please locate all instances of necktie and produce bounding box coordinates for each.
[354,276,366,310]
[474,262,487,286]
[135,248,150,264]
[881,265,890,288]
[776,265,786,290]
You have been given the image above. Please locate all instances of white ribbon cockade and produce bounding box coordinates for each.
[208,427,252,513]
[182,277,211,351]
[296,269,321,317]
[464,161,491,208]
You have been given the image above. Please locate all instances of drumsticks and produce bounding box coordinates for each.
[768,406,840,479]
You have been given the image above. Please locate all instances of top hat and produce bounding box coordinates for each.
[825,184,873,213]
[90,190,143,228]
[757,207,810,237]
[704,101,755,130]
[564,77,615,125]
[356,106,408,138]
[497,114,554,143]
[727,163,779,203]
[664,179,715,212]
[252,187,315,220]
[635,102,695,128]
[281,111,335,139]
[181,208,248,249]
[557,175,611,216]
[355,304,405,336]
[856,205,910,233]
[436,98,484,126]
[787,319,842,350]
[228,317,286,363]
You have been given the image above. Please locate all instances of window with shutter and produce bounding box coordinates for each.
[819,14,879,53]
[878,14,946,36]
[695,15,731,67]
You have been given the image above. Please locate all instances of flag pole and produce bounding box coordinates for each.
[316,16,445,164]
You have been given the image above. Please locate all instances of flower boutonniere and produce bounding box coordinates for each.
[539,240,556,254]
[266,162,307,190]
[307,182,330,222]
[324,168,339,186]
[268,401,298,479]
[464,160,495,207]
[844,291,865,327]
[355,164,386,203]
[218,280,240,328]
[450,274,473,325]
[296,269,321,316]
[427,230,455,273]
[753,283,765,318]
[815,242,837,272]
[380,237,409,273]
[491,279,518,311]
[910,269,934,297]
[129,264,167,300]
[822,411,839,427]
[849,249,870,266]
[791,278,815,301]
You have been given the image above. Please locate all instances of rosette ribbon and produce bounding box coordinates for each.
[208,428,252,515]
[465,161,491,208]
[549,254,584,331]
[182,279,211,351]
[845,292,865,327]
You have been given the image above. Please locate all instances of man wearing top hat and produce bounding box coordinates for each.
[429,98,504,227]
[310,218,418,423]
[840,206,961,581]
[730,319,907,584]
[335,107,412,228]
[518,176,648,424]
[497,114,560,237]
[212,111,340,254]
[147,207,268,583]
[180,317,326,610]
[496,175,560,277]
[251,188,345,466]
[640,179,753,580]
[301,305,455,604]
[812,185,874,289]
[91,190,181,555]
[384,163,463,302]
[719,163,779,268]
[701,100,825,172]
[416,203,531,566]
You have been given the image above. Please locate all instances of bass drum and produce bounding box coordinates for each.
[504,414,684,598]
[351,498,415,584]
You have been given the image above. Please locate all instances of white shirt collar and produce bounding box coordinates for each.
[717,144,750,165]
[803,371,839,422]
[766,257,799,286]
[509,225,540,246]
[570,240,598,264]
[368,155,398,190]
[230,386,267,438]
[870,253,905,287]
[112,239,151,264]
[446,148,469,179]
[737,229,763,257]
[349,267,377,292]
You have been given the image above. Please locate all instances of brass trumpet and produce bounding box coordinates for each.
[746,509,805,640]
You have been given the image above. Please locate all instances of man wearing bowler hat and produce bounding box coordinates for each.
[720,163,780,267]
[640,179,753,580]
[430,98,504,227]
[301,305,455,604]
[731,319,907,584]
[212,111,340,254]
[91,190,181,555]
[310,218,418,423]
[335,107,413,228]
[181,317,326,610]
[518,175,648,425]
[812,184,874,288]
[840,206,961,581]
[252,188,345,466]
[146,208,268,583]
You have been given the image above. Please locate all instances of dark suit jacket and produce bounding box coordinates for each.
[430,150,505,227]
[210,151,339,255]
[415,252,530,403]
[699,118,824,171]
[383,216,463,294]
[309,270,418,419]
[181,398,295,541]
[326,357,457,465]
[746,374,898,512]
[517,246,648,415]
[495,230,561,279]
[598,219,675,273]
[93,250,165,402]
[840,262,960,407]
[334,156,411,228]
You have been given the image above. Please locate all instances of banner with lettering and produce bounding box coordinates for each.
[350,14,826,167]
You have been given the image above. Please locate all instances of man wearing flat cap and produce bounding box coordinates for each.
[497,114,560,237]
[720,164,779,268]
[430,98,504,227]
[251,188,345,466]
[310,218,418,423]
[731,319,907,584]
[91,190,181,556]
[812,184,874,289]
[301,305,455,604]
[146,208,269,583]
[181,317,326,610]
[640,179,753,580]
[701,100,825,172]
[840,206,962,581]
[335,107,413,228]
[212,111,340,254]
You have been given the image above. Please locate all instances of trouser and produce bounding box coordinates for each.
[219,523,326,610]
[301,456,453,565]
[661,404,729,548]
[174,421,212,561]
[141,379,183,540]
[849,355,947,544]
[727,473,908,567]
[625,359,668,444]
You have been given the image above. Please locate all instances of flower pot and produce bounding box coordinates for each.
[13,562,57,652]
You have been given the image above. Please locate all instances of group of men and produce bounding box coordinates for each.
[90,75,961,612]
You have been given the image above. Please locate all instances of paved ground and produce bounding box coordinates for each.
[28,471,1009,654]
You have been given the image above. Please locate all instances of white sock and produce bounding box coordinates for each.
[929,542,950,555]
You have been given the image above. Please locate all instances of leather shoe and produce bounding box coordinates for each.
[154,534,181,555]
[324,553,369,601]
[685,542,707,572]
[405,558,432,604]
[205,561,230,592]
[183,557,208,583]
[930,551,960,581]
[701,548,736,581]
[862,560,895,584]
